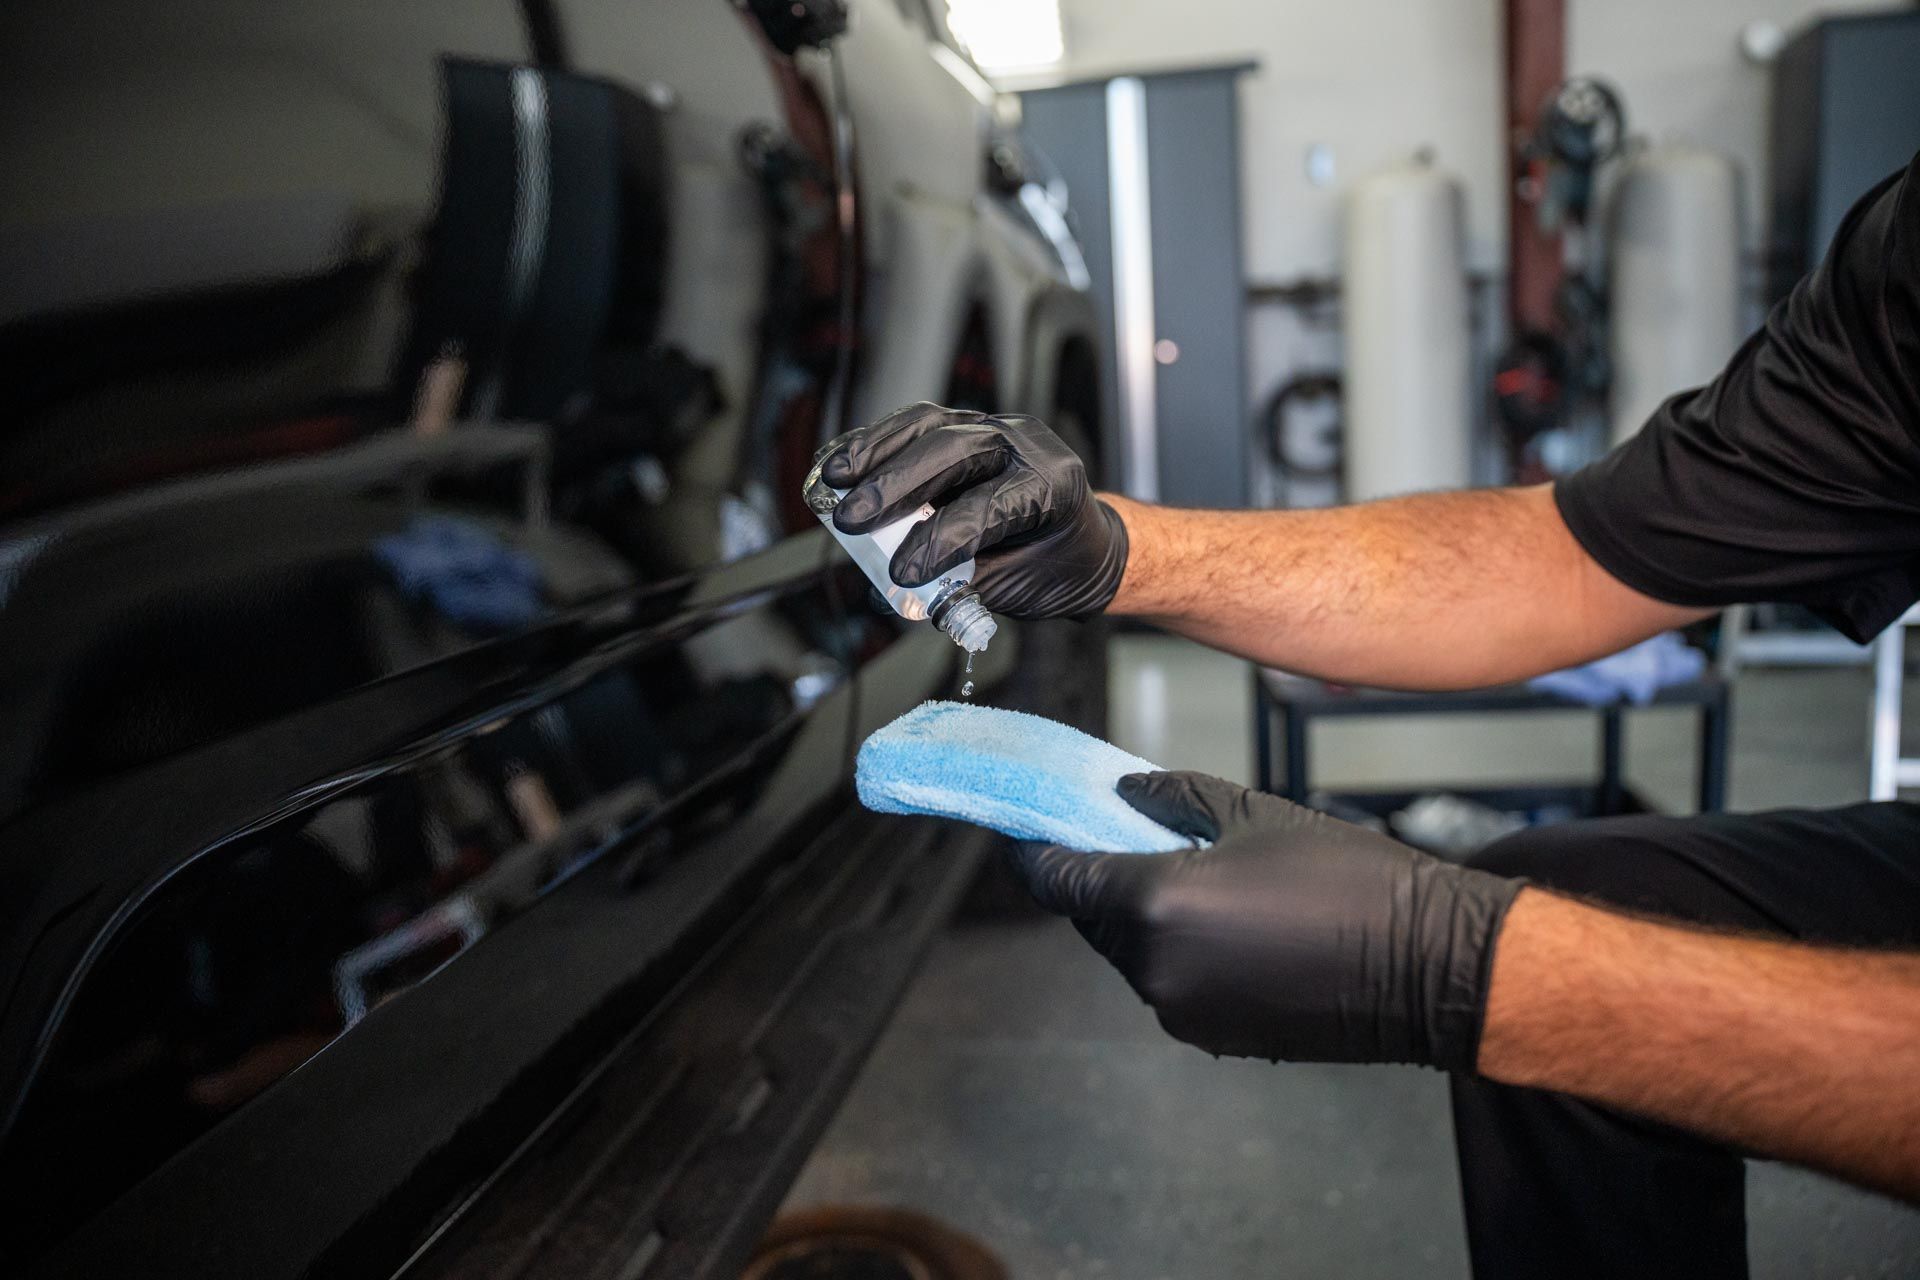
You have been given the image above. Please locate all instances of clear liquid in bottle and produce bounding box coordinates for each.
[805,456,997,655]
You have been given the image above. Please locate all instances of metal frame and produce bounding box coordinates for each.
[1252,668,1731,815]
[1104,75,1160,501]
[1869,605,1920,800]
[1717,603,1875,675]
[1720,603,1919,800]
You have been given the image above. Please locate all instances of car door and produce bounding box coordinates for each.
[0,2,981,1275]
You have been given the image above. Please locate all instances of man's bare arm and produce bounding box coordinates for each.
[1103,487,1708,690]
[1479,890,1920,1201]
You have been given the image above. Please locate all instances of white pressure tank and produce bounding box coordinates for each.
[1341,158,1472,502]
[1606,144,1741,445]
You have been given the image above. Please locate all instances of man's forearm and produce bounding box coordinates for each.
[1479,890,1920,1201]
[1101,488,1704,689]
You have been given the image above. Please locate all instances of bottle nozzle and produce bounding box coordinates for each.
[932,589,996,653]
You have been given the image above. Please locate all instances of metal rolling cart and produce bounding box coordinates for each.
[1252,669,1732,824]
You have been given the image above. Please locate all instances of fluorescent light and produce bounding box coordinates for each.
[944,0,1065,73]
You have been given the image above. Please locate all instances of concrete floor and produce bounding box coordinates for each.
[784,635,1920,1277]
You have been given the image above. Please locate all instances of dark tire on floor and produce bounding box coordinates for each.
[744,1205,1006,1280]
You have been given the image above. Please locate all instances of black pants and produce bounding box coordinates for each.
[1451,802,1920,1280]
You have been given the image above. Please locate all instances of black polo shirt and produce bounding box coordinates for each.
[1556,151,1920,643]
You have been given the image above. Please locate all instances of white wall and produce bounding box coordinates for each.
[1046,0,1898,502]
[1057,0,1899,279]
[1058,0,1505,280]
[1567,0,1901,249]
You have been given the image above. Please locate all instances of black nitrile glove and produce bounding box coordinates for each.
[818,402,1128,620]
[1009,771,1526,1071]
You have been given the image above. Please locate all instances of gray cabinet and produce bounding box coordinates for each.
[1023,64,1252,508]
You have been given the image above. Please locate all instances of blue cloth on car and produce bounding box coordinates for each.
[1527,631,1707,706]
[373,515,546,632]
[855,700,1194,853]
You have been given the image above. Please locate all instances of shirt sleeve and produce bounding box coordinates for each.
[1554,151,1920,643]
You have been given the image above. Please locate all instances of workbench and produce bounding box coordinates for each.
[1251,668,1732,823]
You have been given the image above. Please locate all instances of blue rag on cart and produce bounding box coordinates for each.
[1527,631,1707,706]
[855,701,1193,853]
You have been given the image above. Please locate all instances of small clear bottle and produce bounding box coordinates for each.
[804,456,997,653]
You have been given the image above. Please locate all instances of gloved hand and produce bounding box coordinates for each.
[1009,771,1526,1070]
[817,402,1128,619]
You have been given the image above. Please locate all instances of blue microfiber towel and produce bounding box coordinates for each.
[1527,631,1707,706]
[855,701,1194,853]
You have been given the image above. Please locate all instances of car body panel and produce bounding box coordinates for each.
[0,0,1099,1271]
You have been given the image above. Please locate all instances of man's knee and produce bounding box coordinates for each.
[1465,814,1744,928]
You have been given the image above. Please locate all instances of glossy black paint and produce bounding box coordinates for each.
[24,625,977,1280]
[2,532,855,1250]
[0,0,1048,1272]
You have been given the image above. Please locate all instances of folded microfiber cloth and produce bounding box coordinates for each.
[1527,631,1707,706]
[855,700,1194,853]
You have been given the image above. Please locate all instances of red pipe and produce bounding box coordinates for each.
[1505,0,1566,336]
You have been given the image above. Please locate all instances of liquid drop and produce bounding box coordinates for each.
[961,650,975,699]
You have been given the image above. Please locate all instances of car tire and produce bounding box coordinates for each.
[992,404,1108,737]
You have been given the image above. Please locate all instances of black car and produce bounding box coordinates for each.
[0,1,1106,1274]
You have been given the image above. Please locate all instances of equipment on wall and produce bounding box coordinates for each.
[1493,75,1626,470]
[1259,371,1343,485]
[1342,157,1471,502]
[1525,76,1626,228]
[1491,330,1569,448]
[1605,144,1741,445]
